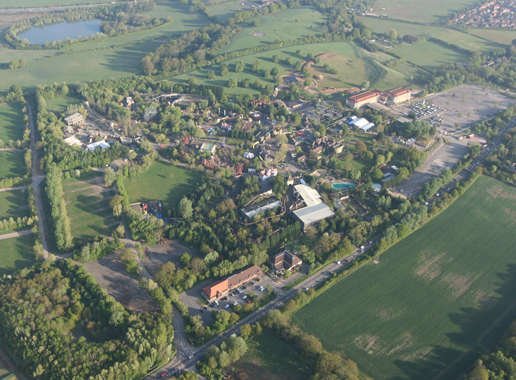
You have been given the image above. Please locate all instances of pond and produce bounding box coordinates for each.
[332,182,357,190]
[18,19,102,45]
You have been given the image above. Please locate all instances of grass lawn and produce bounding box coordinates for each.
[217,7,326,54]
[46,93,83,114]
[124,161,203,209]
[293,175,516,380]
[469,28,516,45]
[0,102,25,143]
[0,234,35,276]
[171,42,376,93]
[370,0,479,24]
[62,172,118,245]
[0,151,26,179]
[0,189,29,220]
[392,40,470,70]
[223,330,313,380]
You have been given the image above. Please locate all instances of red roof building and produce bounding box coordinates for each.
[202,265,264,300]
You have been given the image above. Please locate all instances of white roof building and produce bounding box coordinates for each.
[347,117,375,131]
[86,140,110,151]
[64,136,82,147]
[293,184,335,230]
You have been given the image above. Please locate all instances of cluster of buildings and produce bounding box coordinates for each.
[346,87,412,109]
[450,0,516,28]
[292,184,335,231]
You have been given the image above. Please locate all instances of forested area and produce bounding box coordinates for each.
[0,259,174,380]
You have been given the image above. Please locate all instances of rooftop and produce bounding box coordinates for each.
[293,202,335,225]
[294,184,323,207]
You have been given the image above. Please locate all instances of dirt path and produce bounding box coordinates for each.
[0,229,32,240]
[0,347,27,380]
[0,148,24,152]
[27,102,49,259]
[0,186,27,192]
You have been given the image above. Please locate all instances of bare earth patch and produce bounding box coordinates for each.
[354,334,381,354]
[83,254,157,313]
[443,273,473,299]
[386,333,414,356]
[252,32,265,37]
[416,252,445,281]
[143,240,199,276]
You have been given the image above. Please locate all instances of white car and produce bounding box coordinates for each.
[225,304,230,309]
[232,301,238,306]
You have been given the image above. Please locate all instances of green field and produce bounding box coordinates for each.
[0,151,26,179]
[217,7,326,54]
[46,93,83,114]
[0,233,36,276]
[370,0,478,23]
[62,172,118,244]
[0,0,107,7]
[293,175,516,380]
[392,40,470,70]
[0,190,29,220]
[0,102,25,143]
[469,28,516,45]
[171,40,412,92]
[224,330,313,380]
[124,161,202,209]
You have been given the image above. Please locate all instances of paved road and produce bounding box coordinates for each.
[0,3,112,13]
[27,102,49,260]
[0,229,32,241]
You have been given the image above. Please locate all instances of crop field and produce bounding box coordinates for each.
[370,0,478,23]
[217,7,326,54]
[45,93,83,114]
[224,330,313,380]
[293,175,516,380]
[0,102,25,143]
[0,233,35,276]
[0,189,29,220]
[124,161,202,210]
[62,172,118,244]
[0,151,26,179]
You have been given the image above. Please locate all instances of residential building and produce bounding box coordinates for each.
[258,167,278,181]
[202,265,264,301]
[241,197,280,219]
[269,250,303,272]
[64,113,84,126]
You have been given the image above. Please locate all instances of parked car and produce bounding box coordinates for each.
[225,304,230,309]
[232,301,238,306]
[243,295,247,299]
[221,296,228,301]
[214,300,219,306]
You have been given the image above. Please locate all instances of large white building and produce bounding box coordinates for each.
[292,184,335,230]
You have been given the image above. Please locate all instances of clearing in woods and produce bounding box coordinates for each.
[0,102,26,143]
[0,234,36,276]
[62,171,119,245]
[0,151,26,179]
[123,161,203,210]
[0,189,29,220]
[293,175,516,380]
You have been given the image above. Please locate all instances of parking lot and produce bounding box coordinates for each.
[179,267,307,325]
[396,84,514,134]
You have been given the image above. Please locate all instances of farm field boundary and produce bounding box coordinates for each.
[293,175,516,380]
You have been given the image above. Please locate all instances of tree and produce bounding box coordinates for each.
[240,324,252,338]
[104,167,116,187]
[179,197,193,219]
[252,19,260,27]
[228,77,238,88]
[388,28,398,40]
[235,60,245,73]
[355,141,367,153]
[372,168,384,181]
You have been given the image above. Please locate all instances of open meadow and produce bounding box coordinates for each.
[392,41,470,70]
[0,102,25,143]
[0,0,107,7]
[0,151,26,179]
[0,233,35,276]
[370,0,478,24]
[223,330,313,380]
[293,175,516,380]
[124,161,202,210]
[0,189,29,220]
[45,93,83,114]
[62,171,118,245]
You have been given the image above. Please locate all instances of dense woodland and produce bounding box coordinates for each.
[0,259,174,380]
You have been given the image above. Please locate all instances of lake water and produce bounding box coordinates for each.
[18,19,102,45]
[332,182,357,190]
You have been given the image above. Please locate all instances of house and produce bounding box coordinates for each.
[292,184,335,230]
[64,113,83,126]
[124,97,134,107]
[258,167,278,181]
[334,144,344,154]
[269,250,303,272]
[287,176,294,186]
[202,265,264,301]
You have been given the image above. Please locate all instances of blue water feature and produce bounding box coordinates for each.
[19,19,102,45]
[332,182,357,190]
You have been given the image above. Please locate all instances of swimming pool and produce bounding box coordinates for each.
[332,182,357,190]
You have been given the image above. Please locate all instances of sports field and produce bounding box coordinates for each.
[0,151,26,179]
[62,172,118,244]
[0,233,36,276]
[371,0,478,23]
[293,175,516,380]
[0,102,25,143]
[0,189,29,220]
[124,161,202,209]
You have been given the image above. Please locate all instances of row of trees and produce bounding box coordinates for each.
[45,166,73,251]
